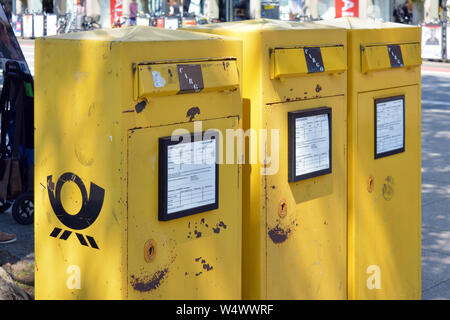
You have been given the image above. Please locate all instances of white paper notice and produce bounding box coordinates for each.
[167,139,216,214]
[421,25,442,60]
[152,71,166,88]
[376,98,404,155]
[295,114,330,177]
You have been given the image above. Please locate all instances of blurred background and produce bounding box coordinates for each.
[0,1,447,33]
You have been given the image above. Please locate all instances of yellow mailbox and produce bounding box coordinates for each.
[317,18,422,300]
[35,27,243,299]
[186,19,348,300]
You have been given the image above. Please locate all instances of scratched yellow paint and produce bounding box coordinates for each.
[316,18,422,300]
[186,19,348,299]
[35,26,242,299]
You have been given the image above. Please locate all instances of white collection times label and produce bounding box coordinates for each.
[295,114,330,177]
[166,139,216,214]
[376,98,404,155]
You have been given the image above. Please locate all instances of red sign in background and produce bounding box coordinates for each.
[110,0,123,27]
[156,18,165,28]
[335,0,359,18]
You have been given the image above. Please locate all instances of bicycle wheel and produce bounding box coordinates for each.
[11,192,34,225]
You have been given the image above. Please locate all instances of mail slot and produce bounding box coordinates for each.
[35,26,243,299]
[186,19,348,300]
[271,45,346,78]
[317,18,422,300]
[137,60,240,97]
[361,43,421,73]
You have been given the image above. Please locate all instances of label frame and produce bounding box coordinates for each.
[387,44,404,68]
[158,132,219,221]
[304,47,325,73]
[288,107,332,182]
[374,95,405,159]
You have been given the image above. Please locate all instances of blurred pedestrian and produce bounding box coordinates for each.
[289,0,301,20]
[168,0,181,16]
[393,0,412,24]
[129,0,138,26]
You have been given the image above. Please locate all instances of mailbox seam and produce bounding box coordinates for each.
[127,115,241,132]
[356,84,418,95]
[265,94,345,106]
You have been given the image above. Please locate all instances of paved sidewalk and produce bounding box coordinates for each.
[0,207,33,260]
[0,40,35,261]
[421,68,450,299]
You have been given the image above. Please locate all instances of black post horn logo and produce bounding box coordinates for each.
[48,172,105,250]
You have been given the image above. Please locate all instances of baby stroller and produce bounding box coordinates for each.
[0,60,34,225]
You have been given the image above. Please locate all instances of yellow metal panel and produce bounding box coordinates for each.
[35,26,243,300]
[316,18,422,300]
[265,96,347,299]
[272,48,308,79]
[35,39,124,300]
[361,43,422,73]
[186,19,348,300]
[361,45,391,73]
[400,43,422,67]
[185,21,348,103]
[317,20,422,90]
[271,46,346,79]
[321,46,347,73]
[200,60,239,92]
[127,118,241,299]
[138,64,180,97]
[352,86,421,299]
[261,30,348,105]
[348,24,421,301]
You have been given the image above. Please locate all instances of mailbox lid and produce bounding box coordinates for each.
[271,45,347,79]
[137,59,239,98]
[361,42,421,73]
